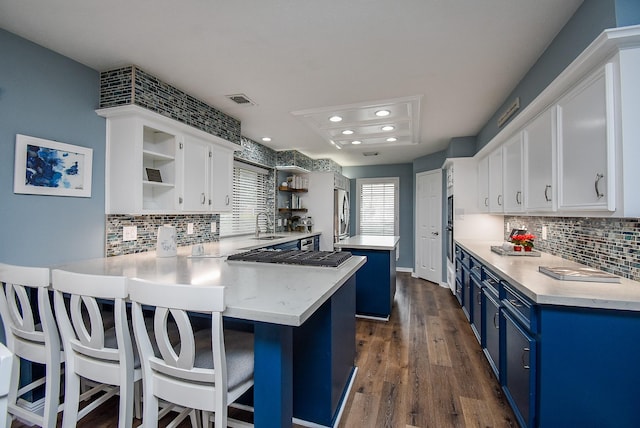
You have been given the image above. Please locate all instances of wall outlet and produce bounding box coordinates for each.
[123,226,137,241]
[277,219,282,227]
[506,221,510,232]
[211,222,217,233]
[187,223,194,235]
[542,225,548,240]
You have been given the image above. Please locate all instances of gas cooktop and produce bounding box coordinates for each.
[226,249,352,268]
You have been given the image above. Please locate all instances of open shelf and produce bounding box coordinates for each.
[278,186,308,192]
[278,208,308,213]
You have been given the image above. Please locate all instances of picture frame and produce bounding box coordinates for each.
[14,134,93,198]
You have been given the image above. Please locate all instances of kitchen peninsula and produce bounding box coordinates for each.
[334,235,400,320]
[55,236,365,428]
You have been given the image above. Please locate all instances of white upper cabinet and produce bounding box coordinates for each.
[557,64,615,211]
[488,148,503,213]
[98,105,237,214]
[502,133,524,213]
[523,108,556,212]
[477,156,489,212]
[209,146,234,212]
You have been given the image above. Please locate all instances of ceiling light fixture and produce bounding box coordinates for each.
[342,129,354,135]
[261,137,272,142]
[381,125,394,131]
[351,140,362,145]
[386,137,397,142]
[329,115,343,122]
[375,110,390,117]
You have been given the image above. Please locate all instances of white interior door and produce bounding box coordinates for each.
[415,170,442,283]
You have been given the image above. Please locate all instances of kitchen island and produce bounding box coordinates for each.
[456,239,640,428]
[55,243,365,428]
[334,235,399,320]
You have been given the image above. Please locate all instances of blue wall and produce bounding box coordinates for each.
[342,164,414,269]
[0,29,106,266]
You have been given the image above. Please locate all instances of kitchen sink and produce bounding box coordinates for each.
[251,235,285,240]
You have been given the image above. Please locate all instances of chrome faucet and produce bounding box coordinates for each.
[255,212,270,237]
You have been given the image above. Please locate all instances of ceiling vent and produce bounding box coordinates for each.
[363,151,379,157]
[226,93,256,106]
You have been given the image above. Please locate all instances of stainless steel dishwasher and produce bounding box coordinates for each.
[300,237,314,250]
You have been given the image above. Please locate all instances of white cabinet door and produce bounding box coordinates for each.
[524,108,556,211]
[477,156,489,212]
[557,64,615,211]
[180,136,210,211]
[210,146,233,212]
[488,148,503,213]
[503,133,524,213]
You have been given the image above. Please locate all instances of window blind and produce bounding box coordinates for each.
[220,163,268,237]
[357,178,398,236]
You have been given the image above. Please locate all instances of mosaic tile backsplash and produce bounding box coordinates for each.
[106,214,221,256]
[100,66,241,144]
[505,216,640,282]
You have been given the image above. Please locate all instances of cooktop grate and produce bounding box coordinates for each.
[227,249,352,267]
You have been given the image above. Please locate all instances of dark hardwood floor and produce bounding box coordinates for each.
[12,272,516,427]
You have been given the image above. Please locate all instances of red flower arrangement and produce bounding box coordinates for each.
[511,234,536,248]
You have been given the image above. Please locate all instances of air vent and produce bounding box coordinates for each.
[363,151,379,157]
[226,93,256,106]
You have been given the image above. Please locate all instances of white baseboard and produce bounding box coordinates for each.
[397,267,413,273]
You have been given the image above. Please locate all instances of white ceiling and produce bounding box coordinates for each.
[0,0,583,166]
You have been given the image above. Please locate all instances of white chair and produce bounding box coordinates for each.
[51,269,140,428]
[0,343,15,428]
[127,278,255,428]
[0,263,63,428]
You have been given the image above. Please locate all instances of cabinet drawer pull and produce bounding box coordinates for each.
[544,185,551,202]
[516,191,522,205]
[493,312,499,329]
[595,173,604,199]
[508,298,523,308]
[521,347,530,369]
[497,195,503,206]
[484,197,489,207]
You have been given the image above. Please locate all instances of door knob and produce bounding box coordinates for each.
[432,231,439,236]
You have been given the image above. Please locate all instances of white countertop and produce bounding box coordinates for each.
[54,231,365,326]
[456,239,640,311]
[334,235,400,251]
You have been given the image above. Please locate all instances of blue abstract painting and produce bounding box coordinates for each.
[14,134,93,197]
[25,144,85,190]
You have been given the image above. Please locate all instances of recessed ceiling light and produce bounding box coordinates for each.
[381,125,394,131]
[261,137,272,142]
[352,140,362,145]
[386,137,397,142]
[342,129,354,135]
[375,110,390,117]
[329,115,343,122]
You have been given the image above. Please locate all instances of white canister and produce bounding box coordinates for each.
[156,225,177,257]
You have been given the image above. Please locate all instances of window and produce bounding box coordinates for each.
[356,177,399,236]
[220,161,269,237]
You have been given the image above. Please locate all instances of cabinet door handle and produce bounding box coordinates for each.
[497,195,503,206]
[477,291,482,305]
[521,347,530,370]
[508,298,523,308]
[201,193,206,205]
[516,191,522,205]
[595,173,604,199]
[544,185,552,202]
[225,195,230,205]
[484,197,489,207]
[493,312,499,329]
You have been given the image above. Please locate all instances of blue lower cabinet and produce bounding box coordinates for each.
[482,287,500,379]
[462,265,471,321]
[470,274,482,343]
[345,248,396,319]
[503,309,536,428]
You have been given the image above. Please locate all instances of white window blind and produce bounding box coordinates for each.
[220,162,268,237]
[356,178,399,236]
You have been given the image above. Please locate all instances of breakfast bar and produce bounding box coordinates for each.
[55,247,366,428]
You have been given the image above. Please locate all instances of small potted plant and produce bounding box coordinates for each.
[511,234,536,252]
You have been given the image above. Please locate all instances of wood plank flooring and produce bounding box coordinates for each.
[11,272,516,428]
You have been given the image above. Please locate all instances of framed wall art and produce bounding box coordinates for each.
[14,134,93,197]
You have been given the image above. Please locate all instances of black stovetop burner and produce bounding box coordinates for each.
[227,249,352,268]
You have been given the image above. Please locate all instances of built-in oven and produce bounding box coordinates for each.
[446,195,454,262]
